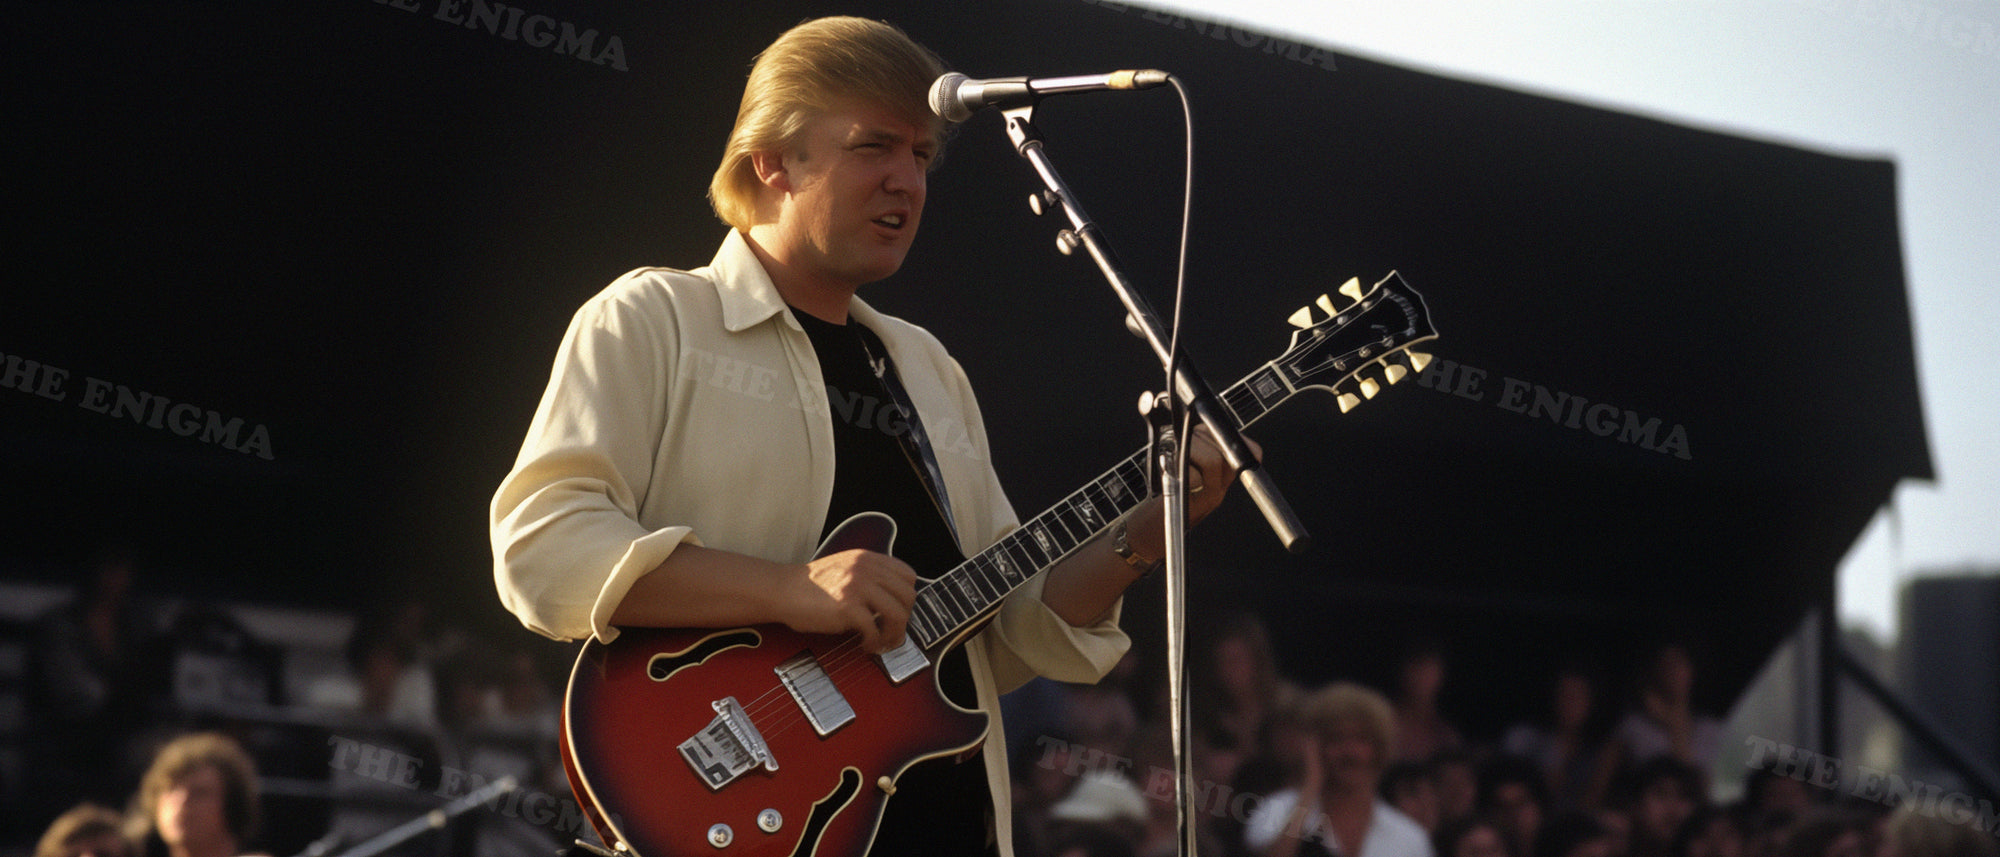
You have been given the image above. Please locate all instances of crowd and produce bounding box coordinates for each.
[998,611,1999,857]
[13,559,1997,857]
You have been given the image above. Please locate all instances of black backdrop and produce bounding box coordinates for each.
[4,0,1929,742]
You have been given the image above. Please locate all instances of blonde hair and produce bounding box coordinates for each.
[708,16,948,231]
[35,803,131,857]
[1296,681,1398,767]
[135,732,261,847]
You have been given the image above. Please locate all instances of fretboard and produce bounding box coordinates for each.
[906,362,1296,648]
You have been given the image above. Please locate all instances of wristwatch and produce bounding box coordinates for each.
[1110,521,1162,575]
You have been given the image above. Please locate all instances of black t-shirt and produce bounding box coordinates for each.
[793,308,996,857]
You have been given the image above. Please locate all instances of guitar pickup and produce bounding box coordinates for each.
[874,636,929,685]
[776,652,857,737]
[678,696,777,790]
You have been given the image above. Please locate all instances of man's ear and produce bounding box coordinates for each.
[751,150,791,194]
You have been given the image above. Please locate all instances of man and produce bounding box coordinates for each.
[133,732,264,857]
[490,16,1244,856]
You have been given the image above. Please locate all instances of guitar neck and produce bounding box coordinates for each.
[906,271,1435,649]
[906,367,1288,648]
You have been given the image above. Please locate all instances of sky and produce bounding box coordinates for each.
[1157,0,1999,643]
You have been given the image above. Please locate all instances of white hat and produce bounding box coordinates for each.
[1049,770,1149,825]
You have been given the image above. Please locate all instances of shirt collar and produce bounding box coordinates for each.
[709,228,888,334]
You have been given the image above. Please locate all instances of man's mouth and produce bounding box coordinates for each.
[873,213,905,229]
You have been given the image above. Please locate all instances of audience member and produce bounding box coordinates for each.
[1050,823,1142,857]
[131,732,265,857]
[27,546,157,817]
[1876,804,2000,857]
[1433,749,1484,829]
[1594,640,1720,806]
[1435,816,1515,857]
[1195,611,1300,791]
[1503,662,1605,811]
[1615,757,1707,857]
[1672,805,1749,857]
[34,803,134,857]
[1241,682,1433,857]
[1535,812,1623,857]
[1778,808,1874,857]
[1480,755,1550,857]
[1383,760,1444,833]
[1393,640,1464,763]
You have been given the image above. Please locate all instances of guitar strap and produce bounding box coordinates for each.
[854,325,960,543]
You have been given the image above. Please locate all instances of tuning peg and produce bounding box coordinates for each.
[1358,377,1381,399]
[1287,306,1315,329]
[1336,392,1361,413]
[1315,293,1339,317]
[1379,359,1408,385]
[1405,351,1433,373]
[1338,276,1364,304]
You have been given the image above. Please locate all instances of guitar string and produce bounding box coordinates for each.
[734,389,1220,743]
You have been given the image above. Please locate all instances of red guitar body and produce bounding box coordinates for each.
[561,514,989,857]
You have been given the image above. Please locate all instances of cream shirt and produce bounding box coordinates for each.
[490,230,1130,854]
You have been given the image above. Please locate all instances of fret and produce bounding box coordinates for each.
[923,586,963,631]
[972,557,1007,602]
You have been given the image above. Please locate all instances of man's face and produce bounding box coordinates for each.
[157,764,231,851]
[769,96,934,289]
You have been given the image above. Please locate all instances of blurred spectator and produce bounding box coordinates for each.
[1392,639,1463,763]
[1594,640,1720,806]
[1615,757,1707,857]
[1778,809,1873,857]
[1672,805,1748,857]
[1383,760,1443,833]
[131,732,264,857]
[1048,770,1151,846]
[1241,682,1433,857]
[1195,612,1300,792]
[34,803,134,857]
[1876,804,1999,857]
[1504,662,1605,811]
[1742,769,1819,824]
[1435,816,1514,857]
[1433,750,1483,829]
[305,604,437,730]
[1050,822,1142,857]
[1066,650,1143,761]
[1480,755,1550,857]
[1535,811,1623,857]
[27,546,157,816]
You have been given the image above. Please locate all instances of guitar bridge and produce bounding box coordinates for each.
[678,696,777,790]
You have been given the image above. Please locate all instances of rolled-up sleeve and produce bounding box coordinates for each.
[490,287,695,643]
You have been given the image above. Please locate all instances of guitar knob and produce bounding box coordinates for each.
[707,824,734,848]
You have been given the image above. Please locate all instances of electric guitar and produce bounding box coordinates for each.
[560,273,1439,856]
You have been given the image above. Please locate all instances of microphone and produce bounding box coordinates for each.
[928,69,1171,122]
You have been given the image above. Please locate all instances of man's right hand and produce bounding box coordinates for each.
[782,549,918,654]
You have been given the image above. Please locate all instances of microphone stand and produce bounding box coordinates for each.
[997,99,1311,857]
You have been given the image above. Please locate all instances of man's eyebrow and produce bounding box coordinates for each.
[848,126,935,149]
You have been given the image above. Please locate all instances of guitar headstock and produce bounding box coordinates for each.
[1277,272,1438,414]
